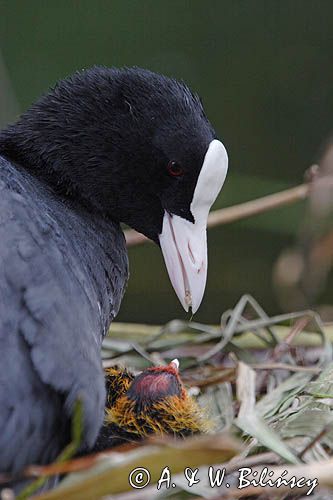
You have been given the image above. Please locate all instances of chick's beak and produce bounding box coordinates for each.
[159,140,228,313]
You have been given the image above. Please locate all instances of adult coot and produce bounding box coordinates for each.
[0,66,228,474]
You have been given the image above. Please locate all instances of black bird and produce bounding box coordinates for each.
[0,66,228,475]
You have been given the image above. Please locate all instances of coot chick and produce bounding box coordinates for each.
[94,360,209,450]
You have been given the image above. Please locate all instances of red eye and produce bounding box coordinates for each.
[167,160,184,177]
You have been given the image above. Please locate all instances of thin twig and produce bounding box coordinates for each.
[226,450,280,471]
[249,362,320,373]
[298,425,331,460]
[125,183,310,246]
[270,316,310,361]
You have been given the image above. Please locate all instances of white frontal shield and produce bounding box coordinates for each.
[159,139,228,313]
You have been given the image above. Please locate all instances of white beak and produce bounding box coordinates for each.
[159,139,228,313]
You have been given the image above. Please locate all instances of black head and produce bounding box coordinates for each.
[0,67,228,312]
[0,67,213,239]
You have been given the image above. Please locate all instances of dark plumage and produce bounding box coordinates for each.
[0,156,128,473]
[0,67,215,241]
[0,66,227,478]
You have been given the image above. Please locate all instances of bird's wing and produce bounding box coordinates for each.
[0,157,128,471]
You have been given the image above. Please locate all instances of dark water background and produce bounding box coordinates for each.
[1,1,333,323]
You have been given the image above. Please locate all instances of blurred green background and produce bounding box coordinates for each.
[1,0,333,323]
